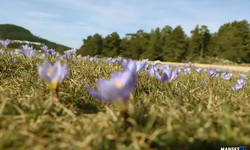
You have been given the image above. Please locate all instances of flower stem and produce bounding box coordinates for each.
[165,83,173,98]
[121,110,133,129]
[50,90,54,102]
[55,85,60,102]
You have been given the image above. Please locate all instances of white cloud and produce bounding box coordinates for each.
[16,18,111,47]
[1,0,250,48]
[48,0,237,34]
[26,11,61,18]
[79,22,87,26]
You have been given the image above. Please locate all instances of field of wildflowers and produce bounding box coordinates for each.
[0,39,250,150]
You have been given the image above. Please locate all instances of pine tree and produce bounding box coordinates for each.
[102,32,121,57]
[162,25,187,62]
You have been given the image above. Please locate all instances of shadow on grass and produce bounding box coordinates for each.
[151,139,249,150]
[76,102,100,114]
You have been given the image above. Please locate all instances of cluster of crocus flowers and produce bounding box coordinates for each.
[37,60,69,100]
[65,48,78,57]
[20,46,36,59]
[229,74,247,93]
[63,49,78,61]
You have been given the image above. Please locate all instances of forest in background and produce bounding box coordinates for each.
[1,20,250,63]
[78,20,250,63]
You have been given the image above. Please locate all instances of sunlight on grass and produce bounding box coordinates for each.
[0,43,250,150]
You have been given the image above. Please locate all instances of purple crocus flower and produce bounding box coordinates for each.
[111,58,119,63]
[65,48,77,56]
[37,60,69,90]
[154,68,178,87]
[53,52,60,57]
[221,73,233,80]
[117,57,123,62]
[231,84,244,92]
[46,49,56,56]
[76,54,82,59]
[145,67,155,78]
[0,40,10,49]
[20,44,30,51]
[64,51,71,60]
[45,50,59,57]
[240,74,247,80]
[195,68,203,73]
[20,47,36,58]
[89,57,97,62]
[41,45,48,52]
[151,62,157,67]
[86,70,136,112]
[180,66,186,71]
[103,59,109,63]
[236,78,246,85]
[183,68,191,76]
[212,73,219,79]
[122,59,146,73]
[206,70,215,76]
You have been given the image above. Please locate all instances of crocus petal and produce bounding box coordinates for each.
[154,71,162,81]
[136,61,146,73]
[163,69,172,79]
[50,61,62,83]
[120,71,136,100]
[161,72,170,83]
[170,68,178,80]
[96,79,121,102]
[37,60,52,82]
[86,87,110,102]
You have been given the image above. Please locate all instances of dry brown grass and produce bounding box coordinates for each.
[1,55,250,150]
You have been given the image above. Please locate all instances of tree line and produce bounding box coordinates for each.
[78,20,250,63]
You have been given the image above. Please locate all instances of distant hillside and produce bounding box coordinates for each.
[0,24,71,53]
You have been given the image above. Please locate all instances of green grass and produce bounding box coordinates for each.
[0,54,250,150]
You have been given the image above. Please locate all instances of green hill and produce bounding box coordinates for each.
[0,24,71,53]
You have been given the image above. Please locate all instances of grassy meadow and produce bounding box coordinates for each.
[0,52,250,150]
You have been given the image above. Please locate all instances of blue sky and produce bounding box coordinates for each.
[0,0,250,48]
